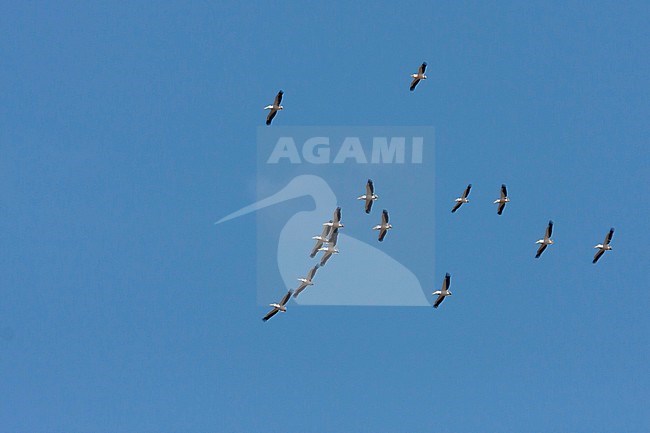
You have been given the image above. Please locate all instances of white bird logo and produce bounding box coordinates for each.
[217,174,429,306]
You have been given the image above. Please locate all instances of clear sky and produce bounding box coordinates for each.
[1,1,649,432]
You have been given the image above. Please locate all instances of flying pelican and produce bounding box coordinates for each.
[535,220,554,258]
[357,179,379,214]
[410,62,427,91]
[372,209,392,242]
[310,222,332,258]
[451,184,472,213]
[216,174,430,306]
[593,228,614,264]
[323,207,344,230]
[262,289,293,322]
[264,90,284,125]
[318,228,339,267]
[293,265,319,298]
[494,184,510,215]
[432,273,452,309]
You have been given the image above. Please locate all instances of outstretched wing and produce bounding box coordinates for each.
[501,184,508,199]
[451,201,463,213]
[378,227,387,242]
[328,228,339,246]
[262,309,278,322]
[462,184,472,199]
[366,179,374,196]
[433,294,445,309]
[333,207,342,223]
[266,109,277,126]
[293,282,308,298]
[382,209,389,225]
[535,244,547,258]
[419,62,427,75]
[320,251,333,267]
[365,198,373,214]
[592,249,605,264]
[497,202,506,215]
[279,290,292,306]
[274,90,283,106]
[604,228,614,246]
[443,273,451,291]
[545,221,554,239]
[410,77,421,91]
[307,266,318,280]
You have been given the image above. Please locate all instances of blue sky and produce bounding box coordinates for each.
[1,1,649,432]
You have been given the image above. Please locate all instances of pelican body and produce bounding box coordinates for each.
[372,209,392,242]
[451,184,472,213]
[535,220,554,258]
[357,179,379,214]
[264,90,284,125]
[593,228,614,264]
[494,184,510,215]
[410,62,427,91]
[432,273,452,309]
[262,290,293,322]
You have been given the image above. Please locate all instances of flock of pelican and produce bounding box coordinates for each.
[261,62,616,321]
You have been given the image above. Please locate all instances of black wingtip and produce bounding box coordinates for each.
[422,62,427,66]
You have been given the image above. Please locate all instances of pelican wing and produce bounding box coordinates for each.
[592,249,605,264]
[333,207,342,224]
[462,184,472,199]
[443,273,451,292]
[545,220,554,239]
[604,228,614,246]
[307,265,318,280]
[451,201,463,213]
[279,290,292,306]
[365,198,373,214]
[320,251,333,266]
[497,202,506,215]
[501,184,508,199]
[433,294,445,309]
[266,109,277,126]
[409,77,421,91]
[327,228,339,246]
[293,282,308,297]
[366,179,374,196]
[274,90,283,106]
[309,240,323,258]
[262,309,278,322]
[535,244,548,258]
[378,227,387,242]
[419,62,427,75]
[382,209,389,225]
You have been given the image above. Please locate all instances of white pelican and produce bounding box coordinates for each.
[494,184,510,215]
[264,90,284,125]
[310,222,332,258]
[535,220,554,258]
[216,175,430,306]
[593,228,614,264]
[293,265,319,298]
[372,209,392,242]
[410,62,427,91]
[323,207,344,230]
[357,179,379,214]
[262,289,293,322]
[318,228,339,267]
[451,184,472,213]
[432,273,452,309]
